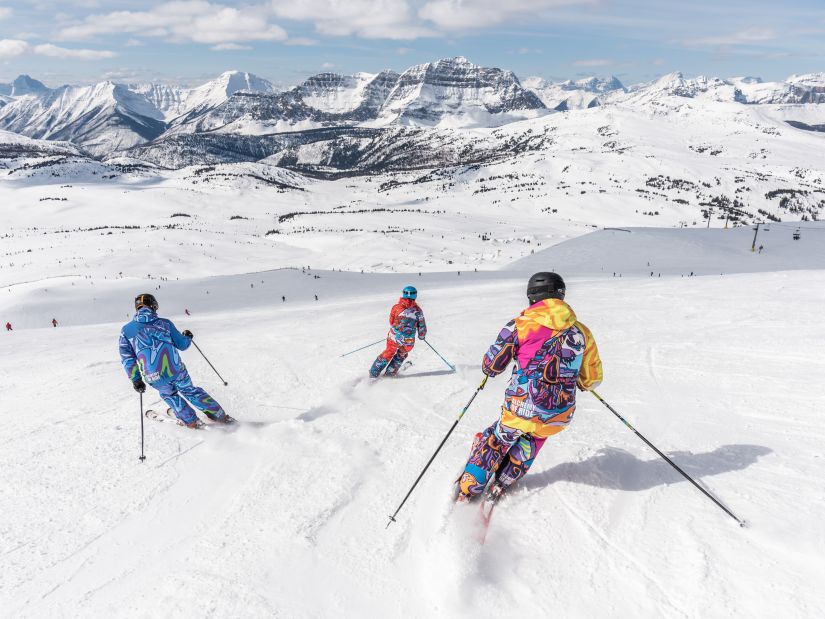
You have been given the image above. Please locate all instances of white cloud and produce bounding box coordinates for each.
[0,7,13,20]
[686,27,777,47]
[33,43,117,59]
[573,58,611,67]
[0,38,116,60]
[211,42,252,50]
[60,1,287,44]
[418,0,593,31]
[321,61,334,68]
[272,0,437,40]
[284,37,317,46]
[0,38,28,60]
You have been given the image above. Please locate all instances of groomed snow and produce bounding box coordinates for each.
[1,225,824,617]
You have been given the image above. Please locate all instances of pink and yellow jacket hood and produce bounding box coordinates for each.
[514,299,602,391]
[483,298,603,437]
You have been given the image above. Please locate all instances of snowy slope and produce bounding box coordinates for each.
[1,248,824,617]
[128,82,189,120]
[513,224,825,276]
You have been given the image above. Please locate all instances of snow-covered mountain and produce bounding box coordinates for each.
[0,71,277,156]
[1,61,825,162]
[523,76,625,110]
[163,70,403,136]
[127,82,189,120]
[165,58,547,136]
[0,81,166,156]
[296,71,399,115]
[0,74,49,97]
[376,56,546,126]
[622,71,825,105]
[168,70,279,125]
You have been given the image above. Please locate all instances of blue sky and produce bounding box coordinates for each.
[0,0,823,87]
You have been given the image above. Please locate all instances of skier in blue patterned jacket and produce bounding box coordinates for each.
[119,293,233,427]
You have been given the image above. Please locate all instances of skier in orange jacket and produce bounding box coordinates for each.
[369,286,427,378]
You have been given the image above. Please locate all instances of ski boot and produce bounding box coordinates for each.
[384,354,406,377]
[455,491,472,504]
[184,418,205,429]
[484,481,507,505]
[369,356,390,378]
[205,411,236,424]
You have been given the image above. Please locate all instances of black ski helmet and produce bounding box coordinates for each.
[135,293,159,311]
[527,272,565,304]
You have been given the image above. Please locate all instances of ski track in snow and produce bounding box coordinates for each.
[1,229,825,617]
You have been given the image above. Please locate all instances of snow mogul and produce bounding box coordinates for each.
[119,293,234,428]
[456,273,602,502]
[369,286,427,378]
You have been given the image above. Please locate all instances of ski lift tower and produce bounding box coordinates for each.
[751,221,762,251]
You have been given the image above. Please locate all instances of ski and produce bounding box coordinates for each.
[475,483,508,544]
[144,408,207,429]
[477,493,498,544]
[451,479,505,544]
[145,407,240,430]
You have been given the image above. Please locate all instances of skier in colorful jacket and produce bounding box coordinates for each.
[119,293,232,427]
[457,272,602,501]
[369,286,427,377]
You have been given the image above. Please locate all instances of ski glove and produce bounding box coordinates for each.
[182,329,193,339]
[133,379,146,393]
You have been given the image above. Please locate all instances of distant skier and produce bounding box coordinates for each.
[119,293,234,428]
[369,286,427,378]
[456,272,602,503]
[5,322,11,331]
[51,318,58,328]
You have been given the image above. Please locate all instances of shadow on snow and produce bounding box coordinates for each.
[523,444,772,492]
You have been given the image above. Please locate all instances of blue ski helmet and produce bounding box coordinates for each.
[402,285,417,299]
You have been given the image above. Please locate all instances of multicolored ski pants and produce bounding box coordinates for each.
[369,337,413,377]
[458,419,547,497]
[152,368,225,424]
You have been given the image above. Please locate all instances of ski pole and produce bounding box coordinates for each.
[590,389,746,527]
[387,375,489,528]
[339,338,384,358]
[139,392,146,462]
[190,340,228,386]
[423,339,456,371]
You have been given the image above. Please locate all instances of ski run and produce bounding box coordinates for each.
[2,227,824,617]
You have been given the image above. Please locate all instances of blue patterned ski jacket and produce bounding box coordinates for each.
[119,308,191,384]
